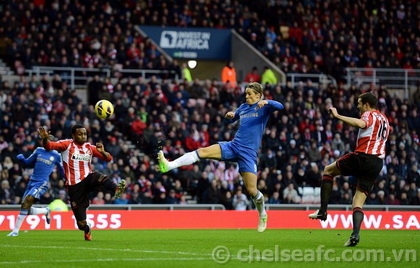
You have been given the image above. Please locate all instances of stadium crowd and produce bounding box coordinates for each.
[1,73,420,207]
[0,0,420,208]
[0,0,418,81]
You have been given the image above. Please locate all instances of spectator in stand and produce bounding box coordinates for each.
[184,129,202,152]
[129,191,142,204]
[268,191,281,204]
[221,61,237,88]
[244,66,261,83]
[305,162,322,188]
[181,62,193,82]
[166,189,180,204]
[376,190,386,205]
[365,192,379,205]
[92,191,105,205]
[407,163,420,187]
[130,115,147,141]
[399,192,410,205]
[232,187,249,211]
[282,183,300,204]
[410,190,420,205]
[386,193,400,205]
[220,191,234,210]
[114,193,129,205]
[0,180,15,205]
[261,66,278,86]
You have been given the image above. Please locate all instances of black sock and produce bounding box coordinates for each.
[85,224,90,234]
[352,207,364,235]
[320,176,333,213]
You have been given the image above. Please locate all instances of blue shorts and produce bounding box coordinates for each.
[218,141,258,174]
[23,180,49,200]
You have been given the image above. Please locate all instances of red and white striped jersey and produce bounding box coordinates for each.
[45,139,112,186]
[356,110,390,159]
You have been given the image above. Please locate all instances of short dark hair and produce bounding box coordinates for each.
[71,124,85,135]
[359,92,378,108]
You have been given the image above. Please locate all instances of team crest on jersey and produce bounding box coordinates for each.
[49,156,54,161]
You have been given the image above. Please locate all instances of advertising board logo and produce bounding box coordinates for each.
[160,31,178,48]
[160,30,210,50]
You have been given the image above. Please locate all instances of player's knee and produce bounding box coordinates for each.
[21,196,35,210]
[76,220,87,231]
[98,174,108,183]
[21,202,31,210]
[196,148,206,158]
[245,185,257,197]
[323,165,333,174]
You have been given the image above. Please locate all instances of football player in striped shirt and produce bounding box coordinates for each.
[309,92,390,247]
[38,124,126,241]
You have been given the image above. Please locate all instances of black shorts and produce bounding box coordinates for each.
[336,152,384,194]
[67,172,105,222]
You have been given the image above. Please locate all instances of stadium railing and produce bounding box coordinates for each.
[24,66,180,89]
[345,67,420,99]
[285,73,337,88]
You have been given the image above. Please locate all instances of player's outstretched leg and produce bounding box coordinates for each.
[308,209,327,221]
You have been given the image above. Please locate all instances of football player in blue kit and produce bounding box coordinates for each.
[157,82,284,232]
[8,142,64,237]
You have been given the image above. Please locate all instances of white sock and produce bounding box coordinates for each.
[169,151,200,169]
[13,210,28,232]
[30,207,48,215]
[252,191,266,217]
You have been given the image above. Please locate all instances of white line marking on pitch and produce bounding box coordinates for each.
[0,244,210,256]
[0,243,213,265]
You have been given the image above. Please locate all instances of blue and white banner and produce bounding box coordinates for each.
[139,26,231,60]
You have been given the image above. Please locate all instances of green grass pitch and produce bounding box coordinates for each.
[0,229,419,267]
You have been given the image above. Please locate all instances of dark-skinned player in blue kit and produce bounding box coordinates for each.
[157,82,284,232]
[8,140,65,237]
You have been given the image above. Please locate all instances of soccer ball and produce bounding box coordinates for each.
[95,100,114,119]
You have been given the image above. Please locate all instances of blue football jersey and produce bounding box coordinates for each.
[18,147,64,182]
